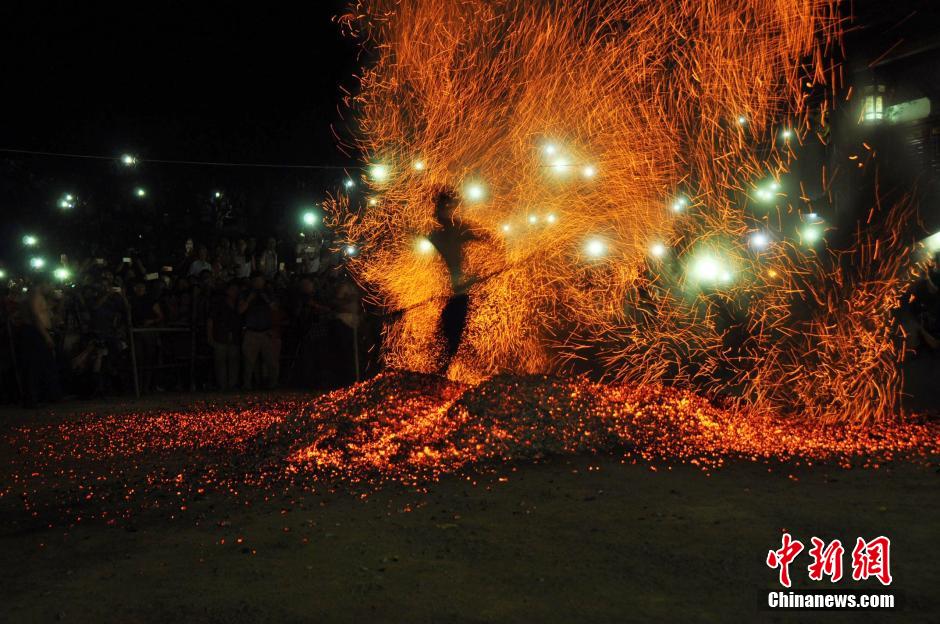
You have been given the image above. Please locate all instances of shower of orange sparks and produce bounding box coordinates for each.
[326,1,913,423]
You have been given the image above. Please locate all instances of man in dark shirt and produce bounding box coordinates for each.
[239,274,277,389]
[129,280,163,393]
[129,281,163,327]
[427,188,483,372]
[207,283,242,390]
[20,278,60,406]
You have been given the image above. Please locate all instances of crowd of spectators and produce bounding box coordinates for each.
[0,233,378,407]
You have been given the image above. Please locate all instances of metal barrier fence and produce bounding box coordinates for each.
[3,289,366,402]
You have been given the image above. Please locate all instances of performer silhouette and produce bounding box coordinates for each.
[427,188,481,372]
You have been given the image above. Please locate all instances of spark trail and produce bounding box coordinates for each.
[330,1,913,423]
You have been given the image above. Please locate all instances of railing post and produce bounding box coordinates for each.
[124,297,140,399]
[189,285,197,391]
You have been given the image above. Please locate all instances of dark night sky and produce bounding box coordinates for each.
[0,2,360,263]
[1,1,937,265]
[0,1,357,163]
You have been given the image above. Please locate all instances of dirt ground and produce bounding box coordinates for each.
[1,393,937,623]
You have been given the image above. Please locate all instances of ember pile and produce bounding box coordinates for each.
[3,372,938,524]
[284,372,939,481]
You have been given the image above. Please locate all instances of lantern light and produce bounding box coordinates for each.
[465,183,485,202]
[417,237,435,254]
[801,225,822,245]
[585,238,607,258]
[369,164,389,181]
[302,211,319,226]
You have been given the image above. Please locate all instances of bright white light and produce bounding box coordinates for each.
[369,164,389,181]
[755,188,774,202]
[302,211,319,226]
[693,256,720,281]
[214,191,222,198]
[30,257,45,269]
[121,154,137,166]
[413,160,425,171]
[769,181,780,191]
[802,225,822,244]
[344,179,355,189]
[551,157,570,174]
[417,237,435,254]
[528,215,538,225]
[22,235,37,247]
[650,242,667,258]
[368,198,378,206]
[781,129,792,140]
[671,197,688,212]
[135,187,147,198]
[465,183,485,201]
[925,231,940,252]
[345,245,358,256]
[750,232,769,249]
[546,213,557,224]
[585,238,607,258]
[543,144,558,156]
[54,267,70,281]
[737,116,747,125]
[582,165,596,178]
[502,224,512,234]
[0,270,6,279]
[59,194,76,209]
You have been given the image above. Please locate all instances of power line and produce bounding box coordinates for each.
[0,147,598,171]
[0,148,359,170]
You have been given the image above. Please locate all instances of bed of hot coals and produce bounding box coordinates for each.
[3,371,938,526]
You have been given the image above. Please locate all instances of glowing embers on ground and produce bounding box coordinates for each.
[5,374,938,525]
[19,400,293,462]
[285,372,939,480]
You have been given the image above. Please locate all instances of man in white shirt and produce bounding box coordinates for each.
[188,245,212,277]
